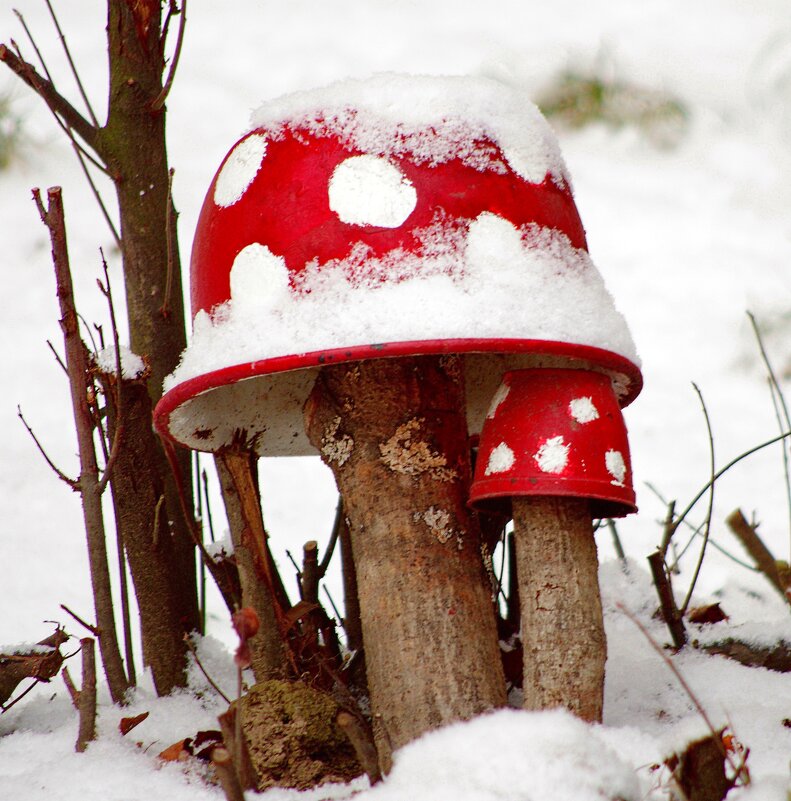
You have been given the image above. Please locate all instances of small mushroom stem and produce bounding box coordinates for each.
[512,496,605,723]
[304,356,507,756]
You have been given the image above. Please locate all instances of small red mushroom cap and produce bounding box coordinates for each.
[469,369,636,517]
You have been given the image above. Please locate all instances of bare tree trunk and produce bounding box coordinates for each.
[215,450,290,680]
[304,356,507,756]
[512,496,605,723]
[101,379,199,694]
[101,1,199,685]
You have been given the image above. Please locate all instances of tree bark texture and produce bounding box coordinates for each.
[215,450,290,680]
[102,378,200,693]
[512,496,605,723]
[304,356,507,755]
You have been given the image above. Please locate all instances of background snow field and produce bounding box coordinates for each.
[2,1,791,799]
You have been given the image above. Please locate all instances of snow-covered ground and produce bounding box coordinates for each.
[1,1,791,798]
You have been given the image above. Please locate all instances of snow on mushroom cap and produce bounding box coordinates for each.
[213,134,268,207]
[250,73,569,185]
[167,207,638,394]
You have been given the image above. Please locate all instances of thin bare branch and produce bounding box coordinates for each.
[73,144,121,247]
[747,311,791,556]
[46,339,68,374]
[59,604,99,637]
[12,9,54,83]
[0,678,39,713]
[318,497,343,578]
[322,584,343,623]
[43,0,100,127]
[183,635,231,704]
[670,430,791,540]
[75,637,97,752]
[17,405,77,488]
[618,603,749,785]
[679,383,716,615]
[95,251,125,494]
[0,43,98,151]
[159,168,176,317]
[151,0,186,111]
[647,550,687,649]
[647,483,758,571]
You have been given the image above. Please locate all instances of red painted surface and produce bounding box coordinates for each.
[190,128,588,316]
[469,369,637,517]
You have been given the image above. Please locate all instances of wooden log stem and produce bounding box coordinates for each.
[304,356,506,755]
[512,496,605,723]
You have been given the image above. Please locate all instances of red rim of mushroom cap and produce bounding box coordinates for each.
[469,368,637,518]
[154,76,642,456]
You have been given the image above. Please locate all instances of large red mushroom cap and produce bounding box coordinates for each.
[155,74,641,455]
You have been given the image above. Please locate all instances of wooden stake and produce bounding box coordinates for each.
[76,638,97,752]
[215,449,290,680]
[512,496,605,722]
[336,710,382,786]
[304,356,506,754]
[211,747,246,801]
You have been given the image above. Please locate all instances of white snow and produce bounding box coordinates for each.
[367,708,640,801]
[484,442,515,475]
[534,435,570,474]
[213,133,268,207]
[3,0,791,799]
[569,396,600,424]
[94,345,146,380]
[605,449,627,486]
[250,73,569,185]
[328,155,417,227]
[229,243,291,313]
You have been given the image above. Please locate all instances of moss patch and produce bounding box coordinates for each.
[239,679,362,791]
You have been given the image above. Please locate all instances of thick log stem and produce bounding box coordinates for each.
[512,496,605,722]
[304,356,506,755]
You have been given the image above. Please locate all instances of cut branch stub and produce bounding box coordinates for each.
[470,369,639,723]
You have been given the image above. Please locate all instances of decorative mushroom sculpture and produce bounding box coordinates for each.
[154,74,641,750]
